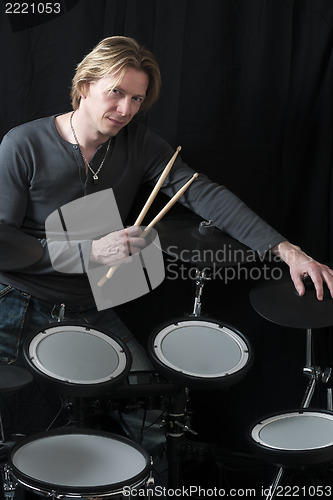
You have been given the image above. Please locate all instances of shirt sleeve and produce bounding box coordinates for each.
[0,132,88,274]
[0,134,30,228]
[140,128,286,255]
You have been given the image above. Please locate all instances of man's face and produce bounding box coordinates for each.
[81,67,149,139]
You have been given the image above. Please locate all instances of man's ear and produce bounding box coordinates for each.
[78,81,89,99]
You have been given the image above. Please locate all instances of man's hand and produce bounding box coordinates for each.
[272,241,333,301]
[90,226,146,266]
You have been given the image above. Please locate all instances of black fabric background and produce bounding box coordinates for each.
[1,0,333,480]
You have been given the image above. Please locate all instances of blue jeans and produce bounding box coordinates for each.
[0,284,152,436]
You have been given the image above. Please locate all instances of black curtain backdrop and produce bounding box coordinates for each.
[1,0,333,470]
[1,0,333,258]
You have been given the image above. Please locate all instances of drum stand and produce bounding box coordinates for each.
[165,268,210,489]
[252,327,333,500]
[191,268,210,317]
[301,328,332,409]
[0,366,34,499]
[155,265,251,491]
[165,387,193,488]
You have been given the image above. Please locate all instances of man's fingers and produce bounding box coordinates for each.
[290,272,306,297]
[307,272,324,301]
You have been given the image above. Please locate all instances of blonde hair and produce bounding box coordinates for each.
[71,36,161,111]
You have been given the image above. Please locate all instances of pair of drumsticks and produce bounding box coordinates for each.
[97,146,198,287]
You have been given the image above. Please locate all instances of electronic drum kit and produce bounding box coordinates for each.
[1,217,333,499]
[249,276,333,499]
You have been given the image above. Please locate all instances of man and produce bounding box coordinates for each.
[0,35,332,373]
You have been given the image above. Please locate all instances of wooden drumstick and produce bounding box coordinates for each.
[134,146,181,226]
[98,172,198,287]
[97,147,181,288]
[141,173,199,237]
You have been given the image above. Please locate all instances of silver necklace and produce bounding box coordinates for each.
[70,111,111,184]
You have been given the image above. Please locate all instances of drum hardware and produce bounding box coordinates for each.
[165,388,193,489]
[0,366,34,499]
[150,252,251,391]
[146,459,155,492]
[191,268,211,317]
[322,367,332,384]
[302,365,332,408]
[69,369,177,428]
[45,374,176,434]
[0,365,33,463]
[166,411,197,439]
[68,397,93,429]
[327,388,333,411]
[51,303,66,323]
[148,232,253,490]
[249,279,333,500]
[300,328,332,409]
[198,219,215,236]
[150,213,253,389]
[104,370,177,400]
[150,216,252,387]
[2,463,16,500]
[165,388,223,489]
[173,420,197,437]
[155,214,251,269]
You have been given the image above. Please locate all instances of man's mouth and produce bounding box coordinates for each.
[107,117,125,126]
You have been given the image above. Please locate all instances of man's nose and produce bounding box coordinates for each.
[117,97,132,116]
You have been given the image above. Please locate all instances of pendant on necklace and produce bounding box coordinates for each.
[93,174,99,184]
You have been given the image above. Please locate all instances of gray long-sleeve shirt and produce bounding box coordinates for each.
[0,115,285,304]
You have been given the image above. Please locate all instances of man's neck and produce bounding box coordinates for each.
[71,109,108,151]
[61,110,111,164]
